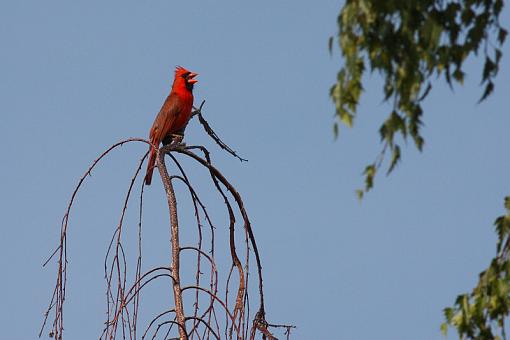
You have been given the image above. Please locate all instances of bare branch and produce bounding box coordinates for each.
[42,135,293,340]
[156,146,188,339]
[192,101,248,162]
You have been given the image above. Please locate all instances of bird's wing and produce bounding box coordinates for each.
[149,92,183,143]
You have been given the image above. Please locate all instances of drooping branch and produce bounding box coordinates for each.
[40,138,151,340]
[175,147,266,311]
[171,145,284,337]
[42,106,293,340]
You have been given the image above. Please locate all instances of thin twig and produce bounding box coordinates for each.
[192,101,248,162]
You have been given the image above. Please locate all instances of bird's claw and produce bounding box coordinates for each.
[170,140,186,149]
[169,134,185,148]
[173,141,186,148]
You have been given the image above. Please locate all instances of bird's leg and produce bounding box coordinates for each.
[170,134,185,147]
[162,133,186,149]
[170,128,187,148]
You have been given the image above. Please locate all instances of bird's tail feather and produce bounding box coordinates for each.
[145,148,156,185]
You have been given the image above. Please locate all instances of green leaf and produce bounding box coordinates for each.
[332,0,507,195]
[418,83,432,101]
[494,0,504,15]
[453,68,465,84]
[461,8,475,25]
[355,189,364,201]
[495,48,502,64]
[383,82,394,102]
[363,163,377,192]
[440,322,448,336]
[414,135,424,152]
[341,112,354,128]
[482,57,496,82]
[444,307,454,322]
[387,145,401,175]
[498,28,508,45]
[478,81,494,103]
[444,196,510,337]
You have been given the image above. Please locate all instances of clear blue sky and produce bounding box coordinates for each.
[1,1,509,339]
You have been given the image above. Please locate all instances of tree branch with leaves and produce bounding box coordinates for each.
[330,0,507,198]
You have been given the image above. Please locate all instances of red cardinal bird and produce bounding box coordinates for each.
[144,66,198,185]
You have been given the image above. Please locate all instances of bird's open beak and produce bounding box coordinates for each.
[187,72,198,84]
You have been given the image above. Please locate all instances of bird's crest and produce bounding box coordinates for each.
[175,66,190,75]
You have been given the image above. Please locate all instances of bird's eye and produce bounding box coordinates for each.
[182,72,191,79]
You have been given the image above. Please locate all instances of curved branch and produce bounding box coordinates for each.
[166,146,246,324]
[41,138,151,340]
[177,147,266,313]
[141,309,176,340]
[185,317,220,340]
[181,285,240,334]
[150,319,185,340]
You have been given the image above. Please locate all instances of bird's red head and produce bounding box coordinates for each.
[174,66,198,91]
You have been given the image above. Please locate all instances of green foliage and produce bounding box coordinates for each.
[442,197,510,339]
[331,0,507,196]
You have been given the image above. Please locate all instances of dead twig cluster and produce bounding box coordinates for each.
[41,106,293,339]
